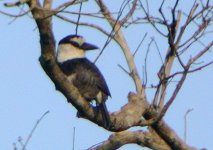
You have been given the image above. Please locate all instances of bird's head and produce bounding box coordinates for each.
[57,35,99,63]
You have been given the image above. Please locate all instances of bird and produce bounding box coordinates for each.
[56,34,111,128]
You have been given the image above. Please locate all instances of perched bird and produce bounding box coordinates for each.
[56,34,111,128]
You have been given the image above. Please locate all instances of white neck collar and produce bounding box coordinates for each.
[57,44,85,63]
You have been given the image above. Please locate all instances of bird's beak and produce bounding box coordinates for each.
[80,42,99,50]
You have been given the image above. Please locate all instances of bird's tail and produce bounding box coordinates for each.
[99,102,111,129]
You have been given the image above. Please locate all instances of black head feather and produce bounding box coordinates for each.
[59,35,99,50]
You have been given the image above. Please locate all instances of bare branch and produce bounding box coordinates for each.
[59,11,105,19]
[175,50,186,69]
[133,32,147,56]
[139,0,167,37]
[55,14,110,36]
[0,8,32,18]
[175,2,199,46]
[154,0,182,109]
[151,119,197,150]
[153,38,164,64]
[120,0,138,25]
[158,41,212,117]
[95,0,144,95]
[72,127,76,150]
[178,17,211,49]
[3,0,210,149]
[4,0,29,7]
[172,0,180,22]
[22,111,50,150]
[156,49,212,121]
[159,0,169,31]
[189,41,213,64]
[144,38,154,86]
[160,70,188,118]
[165,60,213,80]
[184,109,193,143]
[94,1,131,63]
[88,130,170,150]
[188,61,213,73]
[75,1,83,35]
[53,0,85,12]
[179,31,210,55]
[43,0,52,9]
[118,64,130,75]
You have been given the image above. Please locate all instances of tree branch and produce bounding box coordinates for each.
[95,0,144,96]
[89,130,171,150]
[120,0,138,25]
[3,1,210,149]
[4,0,29,7]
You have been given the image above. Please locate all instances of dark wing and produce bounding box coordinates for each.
[58,58,111,100]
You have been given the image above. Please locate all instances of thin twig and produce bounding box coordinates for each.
[55,14,110,36]
[0,8,32,18]
[75,1,83,35]
[53,0,81,12]
[158,42,213,116]
[133,32,147,56]
[144,38,154,86]
[189,41,213,64]
[153,38,163,64]
[118,64,130,76]
[96,0,143,94]
[175,2,199,46]
[120,0,138,25]
[159,69,188,120]
[166,60,213,79]
[179,32,209,55]
[184,108,193,143]
[60,11,105,19]
[139,0,167,37]
[22,111,50,150]
[8,5,32,24]
[178,18,210,49]
[172,0,180,22]
[4,0,29,7]
[72,127,76,150]
[94,0,130,63]
[175,50,186,69]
